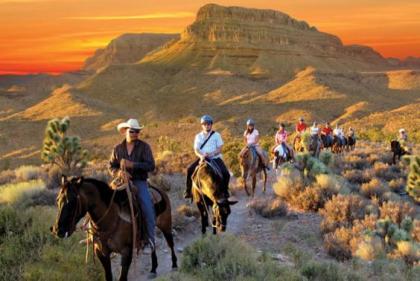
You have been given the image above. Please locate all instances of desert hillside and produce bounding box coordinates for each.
[0,3,419,168]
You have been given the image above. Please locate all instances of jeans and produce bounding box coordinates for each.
[132,180,155,245]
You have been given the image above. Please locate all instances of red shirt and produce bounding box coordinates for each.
[322,127,333,135]
[296,123,307,133]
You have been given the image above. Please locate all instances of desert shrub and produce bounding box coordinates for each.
[172,204,199,231]
[181,234,284,281]
[176,204,200,218]
[320,194,367,233]
[223,139,242,177]
[83,162,110,183]
[293,186,326,211]
[315,174,342,195]
[342,169,367,185]
[323,227,353,261]
[300,261,345,281]
[304,157,330,178]
[247,197,288,218]
[379,201,416,224]
[157,135,181,153]
[372,162,401,181]
[149,174,172,192]
[360,178,388,200]
[412,220,420,242]
[0,169,16,185]
[0,180,47,207]
[388,178,406,193]
[14,165,44,182]
[359,127,386,142]
[43,165,62,189]
[354,236,384,261]
[273,166,304,199]
[344,155,369,170]
[393,241,420,265]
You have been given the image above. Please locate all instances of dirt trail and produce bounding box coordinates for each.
[113,171,322,280]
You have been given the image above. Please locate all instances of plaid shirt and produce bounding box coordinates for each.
[108,139,155,180]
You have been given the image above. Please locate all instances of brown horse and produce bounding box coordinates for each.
[191,160,238,234]
[51,176,177,281]
[239,145,267,197]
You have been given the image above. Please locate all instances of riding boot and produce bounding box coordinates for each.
[184,159,200,199]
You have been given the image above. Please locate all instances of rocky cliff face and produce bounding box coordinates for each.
[83,33,179,72]
[141,4,390,75]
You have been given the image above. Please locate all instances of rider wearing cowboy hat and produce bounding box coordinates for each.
[108,118,156,250]
[184,115,230,199]
[398,128,411,154]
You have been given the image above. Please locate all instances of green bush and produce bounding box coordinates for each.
[223,139,242,177]
[181,234,286,281]
[403,156,420,203]
[0,206,102,281]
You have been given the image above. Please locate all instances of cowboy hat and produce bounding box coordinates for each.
[117,118,144,134]
[399,128,406,133]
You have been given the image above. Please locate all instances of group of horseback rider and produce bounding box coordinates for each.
[108,116,412,252]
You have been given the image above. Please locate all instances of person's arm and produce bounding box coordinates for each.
[243,130,248,145]
[108,146,120,178]
[132,144,155,172]
[194,134,207,159]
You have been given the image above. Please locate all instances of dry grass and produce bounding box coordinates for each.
[354,236,384,261]
[0,180,47,207]
[247,197,288,218]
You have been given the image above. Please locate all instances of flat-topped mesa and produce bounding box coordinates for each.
[181,3,341,49]
[141,4,390,73]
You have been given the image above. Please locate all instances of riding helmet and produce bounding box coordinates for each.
[200,115,213,124]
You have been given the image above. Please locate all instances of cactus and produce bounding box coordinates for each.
[404,155,420,203]
[41,117,88,175]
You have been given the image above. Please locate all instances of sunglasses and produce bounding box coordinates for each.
[201,122,212,126]
[129,129,140,134]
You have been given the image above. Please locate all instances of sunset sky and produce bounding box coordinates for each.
[1,0,419,74]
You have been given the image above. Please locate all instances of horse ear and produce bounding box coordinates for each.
[61,175,68,185]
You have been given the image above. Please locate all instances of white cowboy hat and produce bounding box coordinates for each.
[399,128,406,133]
[117,118,144,134]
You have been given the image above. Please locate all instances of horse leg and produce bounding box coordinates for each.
[162,229,178,269]
[95,249,113,281]
[212,216,217,235]
[262,169,267,193]
[119,250,133,281]
[197,202,208,235]
[243,177,250,196]
[252,175,256,198]
[151,250,158,274]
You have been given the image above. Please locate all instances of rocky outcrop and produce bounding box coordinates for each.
[141,4,390,75]
[83,33,179,72]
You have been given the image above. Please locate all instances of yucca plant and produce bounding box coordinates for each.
[403,155,420,203]
[41,117,88,175]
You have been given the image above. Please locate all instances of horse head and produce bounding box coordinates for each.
[213,197,238,232]
[51,175,87,238]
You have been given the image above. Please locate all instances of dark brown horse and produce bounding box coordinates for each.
[51,176,177,281]
[391,140,409,164]
[191,160,237,234]
[332,136,346,154]
[239,145,267,197]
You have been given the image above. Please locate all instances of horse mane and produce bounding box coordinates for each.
[82,178,125,205]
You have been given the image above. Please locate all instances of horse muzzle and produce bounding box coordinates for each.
[50,225,70,238]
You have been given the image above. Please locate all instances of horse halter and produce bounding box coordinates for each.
[58,183,85,236]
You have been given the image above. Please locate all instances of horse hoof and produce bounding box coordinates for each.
[148,272,157,279]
